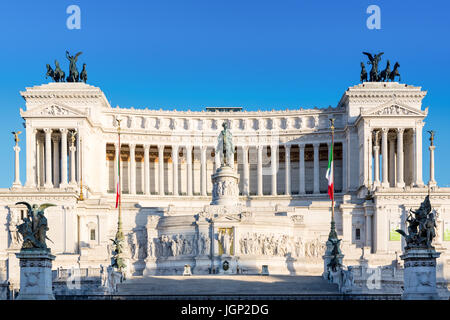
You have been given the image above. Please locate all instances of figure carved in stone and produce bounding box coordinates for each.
[219,229,232,255]
[15,202,55,250]
[8,209,22,248]
[127,233,137,259]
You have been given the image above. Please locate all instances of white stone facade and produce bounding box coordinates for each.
[1,81,450,292]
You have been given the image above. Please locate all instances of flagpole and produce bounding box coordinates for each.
[113,118,125,273]
[329,118,337,240]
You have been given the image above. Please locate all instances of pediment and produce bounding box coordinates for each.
[363,100,427,117]
[21,101,86,118]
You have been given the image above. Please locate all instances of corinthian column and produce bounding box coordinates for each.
[172,145,179,196]
[12,144,21,188]
[285,145,291,195]
[201,145,207,196]
[144,145,150,195]
[381,128,389,188]
[373,144,380,187]
[25,126,37,188]
[158,145,165,195]
[52,136,60,187]
[70,141,77,186]
[130,143,136,194]
[414,123,424,186]
[257,145,263,196]
[60,128,68,188]
[186,145,193,196]
[313,143,320,194]
[44,128,53,188]
[299,144,305,194]
[242,145,249,196]
[271,144,277,196]
[396,128,405,188]
[429,145,437,187]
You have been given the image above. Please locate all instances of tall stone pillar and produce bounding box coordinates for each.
[285,145,291,195]
[44,128,53,188]
[172,145,179,196]
[367,130,373,187]
[201,145,207,196]
[242,145,249,196]
[257,145,263,196]
[158,145,165,195]
[25,126,37,188]
[429,145,437,187]
[52,136,60,187]
[381,128,389,188]
[313,143,320,194]
[271,144,277,196]
[414,123,424,186]
[299,144,305,194]
[186,145,193,196]
[144,145,150,195]
[365,210,373,250]
[70,142,77,186]
[129,143,136,194]
[373,145,380,187]
[388,135,396,187]
[60,129,68,188]
[396,128,405,188]
[12,145,21,188]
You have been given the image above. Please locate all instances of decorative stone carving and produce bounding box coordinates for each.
[41,105,71,116]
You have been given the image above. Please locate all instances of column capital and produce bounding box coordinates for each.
[201,145,207,152]
[284,144,291,150]
[242,145,249,152]
[298,143,305,150]
[43,128,52,134]
[373,145,380,151]
[172,144,179,151]
[60,128,68,133]
[312,142,320,148]
[143,144,150,151]
[397,128,405,134]
[158,144,165,151]
[186,144,193,151]
[257,144,264,151]
[129,143,136,149]
[381,127,389,134]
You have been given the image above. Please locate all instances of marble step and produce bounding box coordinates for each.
[117,275,340,295]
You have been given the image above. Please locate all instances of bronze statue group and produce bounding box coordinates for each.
[360,52,400,82]
[46,51,87,83]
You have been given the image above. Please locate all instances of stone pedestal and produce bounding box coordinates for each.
[400,248,441,300]
[143,258,157,276]
[15,249,55,300]
[211,165,240,206]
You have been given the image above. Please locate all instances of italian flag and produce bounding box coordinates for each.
[115,154,120,208]
[325,143,334,201]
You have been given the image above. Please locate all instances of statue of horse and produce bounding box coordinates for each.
[53,60,65,82]
[379,60,391,82]
[388,62,400,82]
[46,64,55,81]
[360,62,368,82]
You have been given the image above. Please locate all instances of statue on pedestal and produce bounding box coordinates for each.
[15,202,55,251]
[396,195,436,249]
[217,122,234,168]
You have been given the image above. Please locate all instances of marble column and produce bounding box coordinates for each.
[12,145,21,187]
[414,123,424,186]
[388,135,396,187]
[313,143,320,194]
[60,129,68,188]
[201,146,207,196]
[381,128,389,188]
[429,145,437,187]
[158,145,165,195]
[242,145,249,196]
[271,144,277,196]
[257,145,263,196]
[186,145,193,196]
[130,143,136,194]
[52,136,60,187]
[396,128,405,188]
[172,145,179,196]
[373,144,380,187]
[44,128,53,188]
[285,145,291,195]
[144,145,150,195]
[299,144,305,194]
[70,142,77,186]
[365,212,373,249]
[25,126,36,187]
[367,130,373,187]
[342,140,347,192]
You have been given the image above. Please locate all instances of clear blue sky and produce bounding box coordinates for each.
[0,0,449,187]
